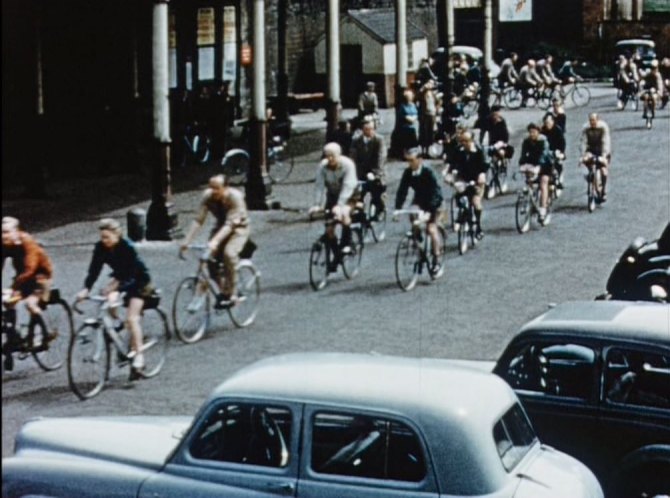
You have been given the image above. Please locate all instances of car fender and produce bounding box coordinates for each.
[616,443,670,473]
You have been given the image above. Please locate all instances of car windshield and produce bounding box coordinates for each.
[493,403,537,471]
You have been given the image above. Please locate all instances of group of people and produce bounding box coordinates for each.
[615,54,670,117]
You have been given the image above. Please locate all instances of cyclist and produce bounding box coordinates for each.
[309,142,358,265]
[2,217,54,370]
[617,55,640,110]
[538,56,561,91]
[479,105,514,159]
[497,52,519,89]
[394,147,444,268]
[180,174,250,308]
[357,81,379,124]
[579,113,612,202]
[349,119,387,217]
[544,97,567,133]
[641,60,664,124]
[518,59,543,107]
[541,114,566,190]
[557,59,582,85]
[76,218,153,380]
[519,123,553,223]
[446,131,488,239]
[660,57,670,109]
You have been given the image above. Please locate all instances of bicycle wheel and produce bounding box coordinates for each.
[504,88,522,109]
[428,225,447,280]
[587,177,596,213]
[367,201,387,243]
[537,89,552,110]
[221,148,250,184]
[68,323,109,400]
[228,260,261,328]
[194,135,211,164]
[542,187,554,227]
[631,92,639,111]
[449,196,457,231]
[395,236,420,291]
[486,166,498,199]
[457,213,469,255]
[497,160,509,194]
[172,276,210,344]
[267,145,294,184]
[342,228,364,279]
[31,300,73,371]
[138,307,169,379]
[515,190,532,233]
[309,238,330,291]
[572,85,591,107]
[469,211,480,248]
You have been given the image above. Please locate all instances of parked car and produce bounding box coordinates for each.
[2,353,603,498]
[597,222,670,302]
[613,38,657,86]
[463,301,670,498]
[432,45,501,79]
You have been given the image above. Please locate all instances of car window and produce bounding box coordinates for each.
[604,349,670,409]
[493,403,538,471]
[190,403,292,467]
[311,412,426,482]
[503,342,596,399]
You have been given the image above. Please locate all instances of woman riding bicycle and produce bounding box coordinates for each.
[76,218,154,380]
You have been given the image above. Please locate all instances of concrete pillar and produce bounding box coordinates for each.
[275,0,289,124]
[146,0,177,240]
[484,0,493,71]
[443,0,455,101]
[325,0,340,137]
[246,0,273,210]
[395,0,408,92]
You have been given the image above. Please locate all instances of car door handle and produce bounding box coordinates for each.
[266,481,295,495]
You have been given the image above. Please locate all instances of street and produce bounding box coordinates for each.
[2,84,669,458]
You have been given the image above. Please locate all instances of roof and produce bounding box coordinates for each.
[518,300,670,345]
[347,9,426,44]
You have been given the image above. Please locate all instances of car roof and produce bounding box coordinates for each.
[615,39,655,48]
[452,45,483,58]
[518,300,670,345]
[212,353,515,421]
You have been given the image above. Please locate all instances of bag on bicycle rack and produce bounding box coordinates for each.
[239,239,258,259]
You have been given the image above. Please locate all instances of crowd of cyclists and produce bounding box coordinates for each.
[615,53,670,126]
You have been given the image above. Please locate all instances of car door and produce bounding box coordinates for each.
[139,399,301,498]
[296,405,439,498]
[598,345,670,473]
[494,338,600,468]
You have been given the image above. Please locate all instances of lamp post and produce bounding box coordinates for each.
[325,0,340,137]
[389,0,407,157]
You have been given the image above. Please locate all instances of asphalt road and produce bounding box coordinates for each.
[2,84,669,458]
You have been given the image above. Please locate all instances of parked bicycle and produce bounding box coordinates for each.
[393,209,446,291]
[450,181,482,255]
[179,123,211,168]
[172,244,260,343]
[358,178,387,243]
[2,288,72,375]
[515,164,557,232]
[68,292,169,400]
[221,135,295,185]
[308,208,364,291]
[583,155,607,213]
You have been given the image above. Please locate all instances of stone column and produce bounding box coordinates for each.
[325,0,340,137]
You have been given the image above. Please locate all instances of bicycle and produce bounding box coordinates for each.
[393,209,446,291]
[641,89,656,129]
[2,288,72,375]
[179,123,211,168]
[582,155,607,213]
[221,135,295,185]
[308,208,364,291]
[504,84,546,110]
[515,164,557,232]
[485,145,510,199]
[358,178,387,243]
[558,80,591,107]
[172,244,261,343]
[450,181,482,255]
[68,291,169,399]
[617,81,639,111]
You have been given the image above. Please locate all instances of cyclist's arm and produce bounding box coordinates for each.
[395,170,411,209]
[83,243,105,292]
[314,164,326,207]
[181,204,208,248]
[337,161,358,205]
[601,123,611,158]
[13,234,44,289]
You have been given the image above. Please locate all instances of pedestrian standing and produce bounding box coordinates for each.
[396,89,419,153]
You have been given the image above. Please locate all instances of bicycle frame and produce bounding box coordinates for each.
[75,295,130,359]
[395,209,433,267]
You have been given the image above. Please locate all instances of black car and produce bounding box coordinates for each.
[488,300,670,498]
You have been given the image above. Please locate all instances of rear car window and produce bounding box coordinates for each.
[311,412,426,482]
[190,403,292,467]
[493,403,537,471]
[604,349,670,409]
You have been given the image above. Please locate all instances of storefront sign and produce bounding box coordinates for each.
[197,7,215,46]
[454,0,482,8]
[499,0,532,21]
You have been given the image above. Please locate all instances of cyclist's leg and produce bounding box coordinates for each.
[221,229,249,300]
[599,157,609,198]
[473,173,486,235]
[426,215,441,258]
[334,204,353,249]
[371,180,386,213]
[125,295,145,372]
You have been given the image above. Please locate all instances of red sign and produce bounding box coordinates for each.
[241,45,252,66]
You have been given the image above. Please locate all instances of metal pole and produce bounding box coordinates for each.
[276,0,289,124]
[441,0,455,129]
[395,0,407,92]
[246,0,272,209]
[484,0,493,70]
[325,0,340,137]
[146,0,177,240]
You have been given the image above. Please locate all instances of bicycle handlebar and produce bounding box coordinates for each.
[72,293,125,315]
[179,244,211,261]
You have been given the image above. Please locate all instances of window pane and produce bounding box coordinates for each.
[605,349,670,409]
[311,412,425,481]
[503,343,595,399]
[190,403,291,467]
[493,403,537,471]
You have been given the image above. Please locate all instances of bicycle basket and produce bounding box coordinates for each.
[239,239,257,260]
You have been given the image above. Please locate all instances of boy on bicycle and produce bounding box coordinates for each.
[2,216,54,370]
[519,123,553,223]
[181,174,250,309]
[580,113,611,201]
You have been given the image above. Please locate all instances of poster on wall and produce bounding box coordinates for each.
[198,46,215,80]
[499,0,532,22]
[222,6,237,90]
[197,7,215,46]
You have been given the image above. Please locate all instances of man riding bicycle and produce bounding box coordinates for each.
[180,174,250,308]
[580,113,612,201]
[641,60,665,122]
[445,132,489,238]
[394,147,444,265]
[519,123,553,223]
[479,105,514,162]
[617,56,641,110]
[349,119,386,217]
[76,218,154,380]
[309,142,359,266]
[2,216,54,371]
[497,52,519,89]
[541,114,566,189]
[518,59,543,106]
[538,56,561,91]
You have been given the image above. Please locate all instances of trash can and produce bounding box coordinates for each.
[127,208,146,242]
